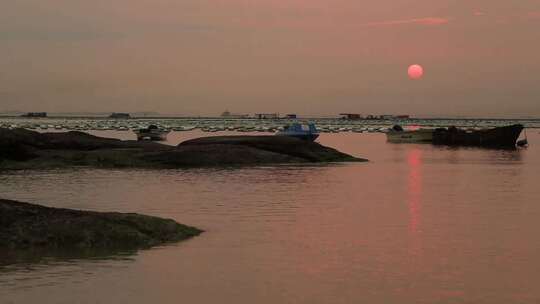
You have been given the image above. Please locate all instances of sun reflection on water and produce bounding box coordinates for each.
[407,148,423,257]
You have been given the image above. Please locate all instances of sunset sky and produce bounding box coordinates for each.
[1,0,539,117]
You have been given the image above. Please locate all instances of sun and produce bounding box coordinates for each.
[408,64,424,80]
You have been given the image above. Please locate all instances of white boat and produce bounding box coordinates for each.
[386,125,433,143]
[134,125,169,141]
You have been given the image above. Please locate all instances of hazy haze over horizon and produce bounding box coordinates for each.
[1,0,539,117]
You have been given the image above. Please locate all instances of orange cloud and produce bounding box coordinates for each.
[365,17,450,27]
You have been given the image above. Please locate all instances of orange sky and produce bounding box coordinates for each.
[1,0,539,117]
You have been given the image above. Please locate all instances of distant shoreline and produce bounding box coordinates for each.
[1,115,539,121]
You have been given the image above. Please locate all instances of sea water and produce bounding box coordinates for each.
[1,130,539,304]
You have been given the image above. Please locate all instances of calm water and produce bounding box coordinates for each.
[1,131,539,304]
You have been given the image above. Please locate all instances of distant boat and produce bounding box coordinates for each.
[432,124,524,148]
[134,125,169,141]
[386,125,434,143]
[276,123,319,141]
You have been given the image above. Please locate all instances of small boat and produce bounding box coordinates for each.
[432,124,524,148]
[386,125,434,143]
[134,125,169,141]
[276,123,319,141]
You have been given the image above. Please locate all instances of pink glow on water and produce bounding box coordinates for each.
[407,148,422,234]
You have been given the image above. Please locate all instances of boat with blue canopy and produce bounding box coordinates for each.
[276,123,319,141]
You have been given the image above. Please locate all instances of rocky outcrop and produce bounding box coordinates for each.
[0,199,202,249]
[0,128,367,169]
[181,135,362,162]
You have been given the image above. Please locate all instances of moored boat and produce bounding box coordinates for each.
[134,125,169,141]
[386,125,434,143]
[276,123,319,141]
[432,124,524,148]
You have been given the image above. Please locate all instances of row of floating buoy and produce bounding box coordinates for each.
[0,118,537,134]
[0,124,391,133]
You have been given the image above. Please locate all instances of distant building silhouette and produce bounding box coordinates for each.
[109,113,131,119]
[221,110,249,118]
[340,113,410,120]
[254,113,279,119]
[339,113,363,120]
[21,112,47,118]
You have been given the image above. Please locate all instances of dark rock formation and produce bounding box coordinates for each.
[0,199,202,249]
[0,128,367,169]
[180,135,362,163]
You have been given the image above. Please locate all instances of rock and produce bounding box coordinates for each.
[0,199,202,249]
[178,135,365,163]
[0,128,367,169]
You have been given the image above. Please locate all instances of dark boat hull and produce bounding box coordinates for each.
[432,124,524,148]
